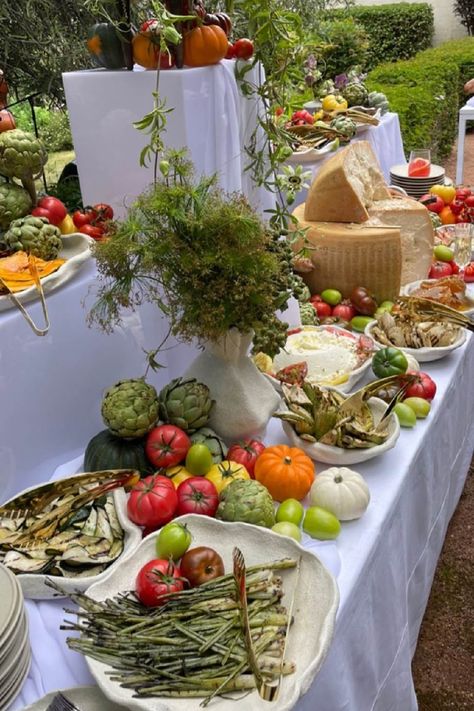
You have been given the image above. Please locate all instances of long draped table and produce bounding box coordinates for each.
[2,261,473,710]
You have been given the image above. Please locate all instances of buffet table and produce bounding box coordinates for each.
[62,61,274,219]
[4,266,473,710]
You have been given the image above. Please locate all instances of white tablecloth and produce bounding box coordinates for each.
[291,112,407,210]
[62,61,274,218]
[4,278,474,710]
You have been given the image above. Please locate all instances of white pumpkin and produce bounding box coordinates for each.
[310,467,370,521]
[404,353,420,372]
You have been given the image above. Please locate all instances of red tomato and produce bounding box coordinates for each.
[175,477,219,517]
[419,194,444,214]
[227,439,266,478]
[463,263,474,282]
[291,110,314,125]
[225,42,235,59]
[332,303,356,321]
[31,207,52,221]
[37,196,67,225]
[403,371,437,401]
[233,38,254,60]
[72,210,94,228]
[79,224,105,240]
[145,425,191,468]
[127,474,178,529]
[464,195,474,208]
[450,200,464,215]
[275,362,308,388]
[312,301,332,318]
[456,187,471,201]
[135,559,185,607]
[92,203,114,221]
[179,546,225,587]
[428,261,453,279]
[310,294,323,303]
[448,261,460,275]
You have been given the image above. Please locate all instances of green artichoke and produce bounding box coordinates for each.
[299,302,318,326]
[330,116,357,140]
[2,216,62,260]
[0,129,47,184]
[428,211,442,229]
[190,426,227,464]
[216,479,276,528]
[101,379,159,440]
[0,182,32,231]
[159,378,213,433]
[367,91,390,115]
[342,82,369,108]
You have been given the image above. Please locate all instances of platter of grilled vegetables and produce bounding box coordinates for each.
[0,470,142,598]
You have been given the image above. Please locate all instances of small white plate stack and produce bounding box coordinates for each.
[389,163,446,199]
[0,564,31,709]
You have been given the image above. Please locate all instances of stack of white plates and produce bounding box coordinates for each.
[389,163,446,199]
[0,564,31,709]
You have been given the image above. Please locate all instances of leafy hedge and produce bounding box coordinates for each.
[367,39,474,162]
[329,3,434,69]
[12,104,73,153]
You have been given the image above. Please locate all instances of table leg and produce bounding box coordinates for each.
[456,115,467,185]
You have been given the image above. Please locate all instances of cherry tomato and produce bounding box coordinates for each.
[79,224,105,240]
[179,546,225,587]
[428,261,453,279]
[227,439,266,477]
[233,38,254,60]
[73,210,95,228]
[127,474,178,529]
[175,477,219,517]
[463,262,474,282]
[145,424,191,469]
[135,559,185,607]
[37,196,67,225]
[312,301,332,318]
[403,371,436,401]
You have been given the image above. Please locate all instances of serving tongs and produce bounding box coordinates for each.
[233,547,300,702]
[0,254,50,335]
[396,296,474,333]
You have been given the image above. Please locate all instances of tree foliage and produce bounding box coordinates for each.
[454,0,474,36]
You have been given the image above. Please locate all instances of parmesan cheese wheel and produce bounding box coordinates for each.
[366,197,434,286]
[291,203,402,303]
[304,141,391,223]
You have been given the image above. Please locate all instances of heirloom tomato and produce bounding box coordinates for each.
[156,522,192,561]
[332,303,356,321]
[227,439,266,478]
[433,245,454,262]
[33,196,67,226]
[127,474,178,529]
[403,371,436,401]
[179,546,225,587]
[135,559,185,607]
[232,38,254,60]
[463,263,474,282]
[428,261,453,279]
[429,184,456,204]
[419,194,444,214]
[79,224,105,240]
[303,506,340,540]
[321,288,342,306]
[372,347,408,378]
[276,498,304,526]
[350,286,377,316]
[92,203,114,221]
[145,424,191,469]
[272,521,302,542]
[185,443,213,475]
[394,403,417,428]
[402,397,431,419]
[205,460,250,494]
[312,301,332,319]
[72,209,95,228]
[176,477,219,517]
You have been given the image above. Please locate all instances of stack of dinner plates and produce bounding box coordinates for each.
[389,163,446,199]
[0,564,31,709]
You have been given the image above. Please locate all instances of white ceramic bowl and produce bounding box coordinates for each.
[264,325,375,394]
[281,396,400,465]
[0,473,142,599]
[83,514,339,711]
[364,319,467,363]
[400,279,474,317]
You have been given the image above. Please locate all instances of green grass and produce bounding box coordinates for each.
[35,150,75,194]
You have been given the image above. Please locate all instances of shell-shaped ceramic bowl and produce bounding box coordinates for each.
[84,514,339,711]
[365,319,467,362]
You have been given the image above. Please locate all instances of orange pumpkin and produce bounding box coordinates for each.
[132,32,159,69]
[254,445,315,502]
[183,25,228,67]
[0,110,15,133]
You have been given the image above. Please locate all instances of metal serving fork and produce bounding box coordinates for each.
[46,691,82,711]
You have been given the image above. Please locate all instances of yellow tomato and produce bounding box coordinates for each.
[439,206,456,225]
[321,94,348,112]
[430,184,456,205]
[164,465,194,488]
[58,214,76,235]
[205,460,250,494]
[313,109,324,121]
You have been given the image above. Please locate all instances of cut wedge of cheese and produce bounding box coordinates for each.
[291,203,402,303]
[366,196,434,286]
[304,141,391,223]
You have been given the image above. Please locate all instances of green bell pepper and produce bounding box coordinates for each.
[372,347,408,378]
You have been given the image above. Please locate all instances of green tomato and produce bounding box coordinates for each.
[372,347,408,378]
[402,397,431,419]
[433,245,455,262]
[276,498,304,526]
[185,444,213,476]
[394,402,417,428]
[272,521,302,542]
[321,289,342,306]
[156,522,192,561]
[350,315,375,333]
[303,506,341,540]
[375,301,395,317]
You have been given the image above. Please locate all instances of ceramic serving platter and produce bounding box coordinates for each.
[0,233,93,312]
[365,319,467,362]
[23,686,128,711]
[83,514,339,711]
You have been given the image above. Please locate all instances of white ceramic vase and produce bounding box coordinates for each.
[184,329,281,442]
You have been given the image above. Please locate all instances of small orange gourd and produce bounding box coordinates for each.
[183,25,228,67]
[254,445,315,502]
[132,32,159,69]
[0,110,15,133]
